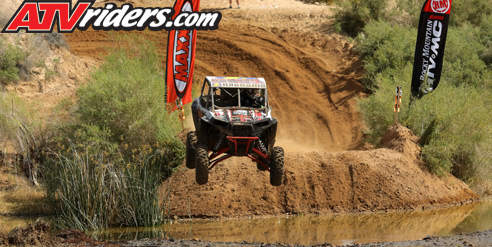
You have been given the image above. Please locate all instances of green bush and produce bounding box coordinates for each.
[74,38,182,151]
[483,46,492,66]
[358,64,413,143]
[405,85,492,177]
[392,0,422,27]
[334,0,388,37]
[359,70,492,184]
[0,40,26,86]
[357,21,489,90]
[450,0,492,27]
[355,21,415,89]
[443,24,487,87]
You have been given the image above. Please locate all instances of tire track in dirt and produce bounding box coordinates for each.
[66,22,364,152]
[194,24,365,151]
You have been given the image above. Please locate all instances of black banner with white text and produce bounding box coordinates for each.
[411,0,452,98]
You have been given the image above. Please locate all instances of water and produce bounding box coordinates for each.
[90,201,492,245]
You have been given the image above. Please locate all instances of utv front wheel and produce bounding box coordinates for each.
[269,146,284,186]
[195,146,209,185]
[186,131,197,169]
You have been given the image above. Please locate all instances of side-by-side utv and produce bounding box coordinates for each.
[186,77,284,186]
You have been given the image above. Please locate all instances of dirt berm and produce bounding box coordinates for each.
[165,124,477,218]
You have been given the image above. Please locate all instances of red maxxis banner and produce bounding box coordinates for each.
[165,0,200,109]
[411,0,452,98]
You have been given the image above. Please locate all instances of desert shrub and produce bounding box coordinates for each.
[443,24,487,87]
[59,124,120,158]
[51,35,186,174]
[74,40,181,151]
[482,47,492,67]
[334,0,388,37]
[358,21,488,90]
[70,38,186,172]
[392,0,422,27]
[479,12,492,42]
[450,0,492,27]
[355,21,415,89]
[0,40,26,86]
[480,15,492,70]
[404,85,492,178]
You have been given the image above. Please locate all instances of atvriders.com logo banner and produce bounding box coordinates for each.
[1,0,221,33]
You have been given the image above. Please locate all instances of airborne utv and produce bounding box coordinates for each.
[186,76,284,186]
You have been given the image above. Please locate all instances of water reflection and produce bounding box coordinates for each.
[92,201,492,245]
[444,201,492,235]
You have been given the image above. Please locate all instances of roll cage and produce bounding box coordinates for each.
[199,77,269,111]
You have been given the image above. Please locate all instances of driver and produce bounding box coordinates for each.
[241,89,265,108]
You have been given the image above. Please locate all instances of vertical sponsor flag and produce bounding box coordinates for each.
[166,0,200,109]
[411,0,452,98]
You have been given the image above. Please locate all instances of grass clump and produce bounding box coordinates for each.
[0,92,48,186]
[45,146,173,230]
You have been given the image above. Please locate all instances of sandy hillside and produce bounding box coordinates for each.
[0,0,98,113]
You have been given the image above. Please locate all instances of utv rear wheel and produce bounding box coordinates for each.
[195,146,209,185]
[186,131,197,169]
[269,146,284,186]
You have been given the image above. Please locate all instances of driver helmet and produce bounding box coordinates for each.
[246,88,260,97]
